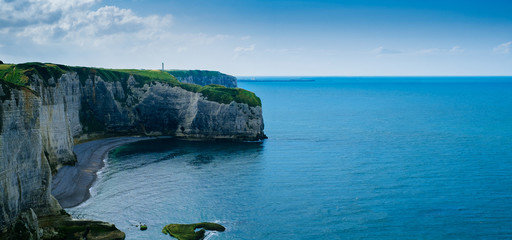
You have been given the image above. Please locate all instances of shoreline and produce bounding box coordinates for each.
[51,136,151,208]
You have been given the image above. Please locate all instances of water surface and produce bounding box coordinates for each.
[70,77,512,239]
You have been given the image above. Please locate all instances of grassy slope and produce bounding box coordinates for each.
[0,62,261,107]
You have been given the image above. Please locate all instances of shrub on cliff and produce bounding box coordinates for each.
[199,84,261,107]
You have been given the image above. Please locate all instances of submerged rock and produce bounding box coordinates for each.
[140,224,148,231]
[162,222,225,240]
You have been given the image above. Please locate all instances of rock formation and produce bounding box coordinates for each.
[0,63,265,239]
[168,70,237,88]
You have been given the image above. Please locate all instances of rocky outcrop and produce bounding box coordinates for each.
[79,77,264,141]
[38,213,125,240]
[2,209,40,240]
[0,64,264,239]
[168,70,237,88]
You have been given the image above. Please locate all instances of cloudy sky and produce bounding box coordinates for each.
[1,0,511,76]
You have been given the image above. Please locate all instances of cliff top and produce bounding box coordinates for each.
[0,62,261,107]
[166,69,226,78]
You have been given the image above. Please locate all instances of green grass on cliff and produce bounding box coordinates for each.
[0,62,178,87]
[0,63,62,86]
[65,67,179,86]
[198,84,261,107]
[116,69,176,82]
[0,62,261,107]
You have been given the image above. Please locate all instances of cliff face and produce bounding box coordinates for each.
[168,70,238,88]
[80,77,263,141]
[0,64,264,237]
[0,82,61,233]
[29,74,82,172]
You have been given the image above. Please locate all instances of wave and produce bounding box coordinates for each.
[89,157,109,199]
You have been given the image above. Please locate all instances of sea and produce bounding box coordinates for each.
[69,77,512,239]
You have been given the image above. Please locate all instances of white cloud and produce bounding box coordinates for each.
[0,0,98,27]
[234,44,255,54]
[415,48,441,55]
[373,46,465,56]
[415,46,465,55]
[15,5,172,46]
[494,41,512,54]
[0,0,247,71]
[449,46,465,53]
[374,46,403,55]
[1,0,177,51]
[233,44,255,59]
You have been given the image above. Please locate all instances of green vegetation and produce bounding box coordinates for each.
[0,63,51,86]
[140,224,148,231]
[162,222,225,240]
[113,69,177,84]
[0,62,177,87]
[197,84,261,107]
[166,70,223,78]
[0,62,261,107]
[64,66,178,86]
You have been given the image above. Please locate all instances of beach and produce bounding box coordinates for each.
[51,137,150,208]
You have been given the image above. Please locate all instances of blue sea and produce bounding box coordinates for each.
[69,77,512,239]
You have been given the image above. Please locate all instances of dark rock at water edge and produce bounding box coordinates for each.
[140,224,148,231]
[162,222,226,240]
[0,209,40,240]
[0,210,125,240]
[38,213,125,240]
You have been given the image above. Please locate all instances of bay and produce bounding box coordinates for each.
[70,77,512,239]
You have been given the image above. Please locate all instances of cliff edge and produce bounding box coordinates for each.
[167,70,238,88]
[0,62,265,239]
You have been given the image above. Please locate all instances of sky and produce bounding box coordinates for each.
[1,0,512,76]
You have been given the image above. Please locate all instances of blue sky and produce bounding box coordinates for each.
[1,0,511,76]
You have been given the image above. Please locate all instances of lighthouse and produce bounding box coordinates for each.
[162,62,164,71]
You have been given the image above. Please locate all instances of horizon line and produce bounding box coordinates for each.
[236,75,512,78]
[3,62,512,78]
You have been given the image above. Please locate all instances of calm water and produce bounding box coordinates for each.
[70,77,512,239]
